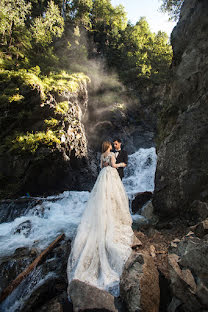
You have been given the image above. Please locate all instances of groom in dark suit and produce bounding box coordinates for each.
[113,138,128,180]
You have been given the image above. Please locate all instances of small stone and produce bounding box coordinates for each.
[132,235,142,250]
[150,245,156,258]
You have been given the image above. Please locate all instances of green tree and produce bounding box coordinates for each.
[69,0,93,27]
[0,0,32,63]
[109,17,172,86]
[91,0,127,55]
[31,0,64,47]
[160,0,184,21]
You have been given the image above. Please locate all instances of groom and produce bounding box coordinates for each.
[113,138,128,180]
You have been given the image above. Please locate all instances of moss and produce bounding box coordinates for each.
[8,94,24,103]
[0,69,46,98]
[44,118,59,128]
[6,130,61,154]
[43,71,90,94]
[0,68,90,156]
[55,101,69,115]
[0,69,90,109]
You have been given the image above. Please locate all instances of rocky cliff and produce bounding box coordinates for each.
[153,0,208,218]
[0,70,97,198]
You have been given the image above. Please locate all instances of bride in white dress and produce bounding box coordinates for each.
[67,141,134,296]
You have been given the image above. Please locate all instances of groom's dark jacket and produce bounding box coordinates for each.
[114,149,128,180]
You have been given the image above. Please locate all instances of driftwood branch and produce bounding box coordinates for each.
[0,233,65,303]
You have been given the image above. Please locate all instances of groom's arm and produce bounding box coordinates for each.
[123,151,128,166]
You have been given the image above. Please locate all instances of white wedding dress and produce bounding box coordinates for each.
[67,152,134,296]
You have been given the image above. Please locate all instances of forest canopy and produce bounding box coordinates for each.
[0,0,174,87]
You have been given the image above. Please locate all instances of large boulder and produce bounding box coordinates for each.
[153,0,208,218]
[120,251,160,312]
[68,279,120,312]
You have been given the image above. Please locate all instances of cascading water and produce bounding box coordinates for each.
[0,147,157,311]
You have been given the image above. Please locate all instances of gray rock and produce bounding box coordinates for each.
[68,279,119,312]
[37,297,63,312]
[167,297,182,312]
[167,233,208,311]
[190,218,208,238]
[120,251,160,312]
[141,201,158,225]
[13,220,32,237]
[132,214,149,231]
[132,192,153,214]
[153,0,208,218]
[190,200,208,222]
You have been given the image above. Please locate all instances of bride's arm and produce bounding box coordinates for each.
[111,154,126,168]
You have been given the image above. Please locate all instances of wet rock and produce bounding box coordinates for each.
[0,198,42,223]
[0,238,71,312]
[141,201,158,225]
[132,214,149,231]
[132,192,153,214]
[68,279,119,312]
[120,251,160,312]
[13,220,32,237]
[0,247,38,294]
[21,275,62,312]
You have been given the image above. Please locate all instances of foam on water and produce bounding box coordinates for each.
[0,147,157,258]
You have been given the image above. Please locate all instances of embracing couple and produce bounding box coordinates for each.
[67,138,133,297]
[101,138,128,180]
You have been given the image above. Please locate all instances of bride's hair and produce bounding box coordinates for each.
[102,141,111,153]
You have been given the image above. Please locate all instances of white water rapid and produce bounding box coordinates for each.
[0,147,157,259]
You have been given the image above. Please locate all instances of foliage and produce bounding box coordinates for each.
[0,0,32,62]
[31,0,64,47]
[0,0,64,70]
[8,130,61,153]
[69,0,93,27]
[0,0,31,45]
[160,0,184,21]
[107,18,173,86]
[43,71,90,93]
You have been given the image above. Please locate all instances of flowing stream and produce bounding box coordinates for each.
[0,147,157,311]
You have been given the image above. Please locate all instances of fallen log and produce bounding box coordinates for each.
[0,233,65,303]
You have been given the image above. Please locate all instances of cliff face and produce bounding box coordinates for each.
[153,0,208,217]
[0,71,96,198]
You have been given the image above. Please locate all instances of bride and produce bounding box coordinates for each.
[67,141,134,296]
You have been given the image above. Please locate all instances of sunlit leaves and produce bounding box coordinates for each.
[31,0,64,47]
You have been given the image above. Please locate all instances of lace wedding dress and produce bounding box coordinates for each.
[67,152,134,296]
